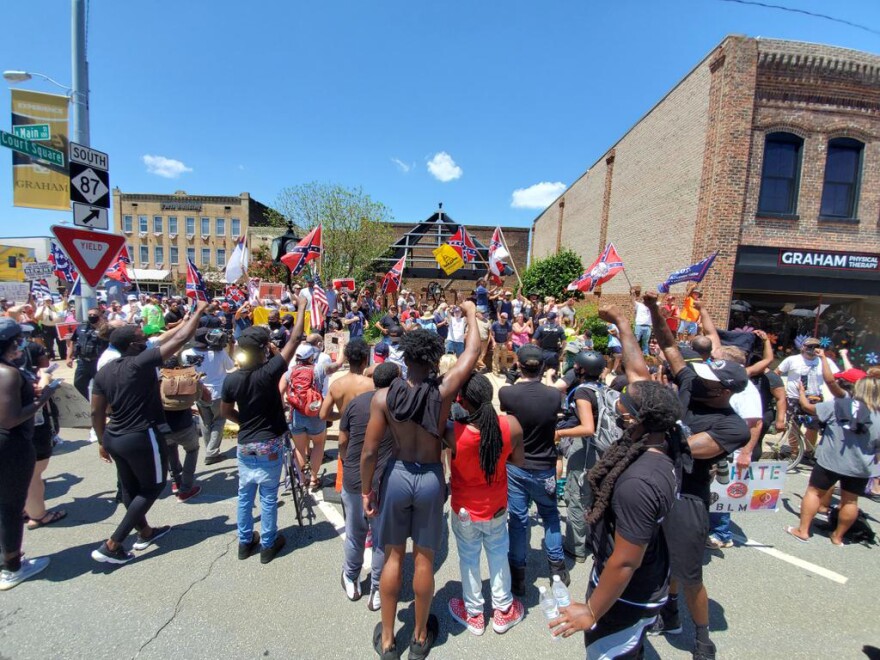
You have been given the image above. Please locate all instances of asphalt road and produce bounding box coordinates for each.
[1,373,879,659]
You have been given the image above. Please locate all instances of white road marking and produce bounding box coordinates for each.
[731,533,848,584]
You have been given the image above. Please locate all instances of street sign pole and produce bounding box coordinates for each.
[72,0,95,322]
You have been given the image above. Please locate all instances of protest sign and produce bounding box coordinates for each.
[0,282,30,302]
[709,460,787,513]
[53,381,92,429]
[258,282,284,301]
[56,322,77,341]
[323,330,349,361]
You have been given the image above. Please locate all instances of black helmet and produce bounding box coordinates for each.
[205,328,227,349]
[573,350,605,378]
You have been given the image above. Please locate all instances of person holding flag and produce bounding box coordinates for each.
[381,253,406,299]
[105,246,132,285]
[448,226,478,264]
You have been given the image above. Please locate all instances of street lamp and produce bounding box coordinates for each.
[3,70,71,93]
[270,220,301,288]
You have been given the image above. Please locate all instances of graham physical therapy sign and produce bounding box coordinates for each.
[778,249,879,271]
[709,460,788,514]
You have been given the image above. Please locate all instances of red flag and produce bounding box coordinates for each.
[381,253,406,295]
[567,243,624,293]
[105,245,132,283]
[281,225,322,276]
[447,226,478,263]
[186,257,209,301]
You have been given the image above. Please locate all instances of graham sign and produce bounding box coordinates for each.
[778,249,879,271]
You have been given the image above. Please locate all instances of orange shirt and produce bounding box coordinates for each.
[680,295,700,323]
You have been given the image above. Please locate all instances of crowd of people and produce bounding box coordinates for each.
[0,278,878,660]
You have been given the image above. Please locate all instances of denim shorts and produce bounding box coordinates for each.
[290,410,326,436]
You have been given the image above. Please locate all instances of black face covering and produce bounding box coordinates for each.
[88,316,99,324]
[268,321,280,329]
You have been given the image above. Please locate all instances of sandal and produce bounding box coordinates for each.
[373,622,398,659]
[309,476,323,493]
[408,614,438,660]
[27,509,67,530]
[783,525,809,543]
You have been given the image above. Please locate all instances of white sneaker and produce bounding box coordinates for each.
[367,587,381,611]
[0,557,50,591]
[341,571,361,601]
[52,435,64,446]
[88,428,98,443]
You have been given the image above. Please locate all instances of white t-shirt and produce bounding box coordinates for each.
[448,316,466,342]
[181,347,235,400]
[634,302,651,326]
[97,346,121,371]
[730,380,763,422]
[777,354,838,399]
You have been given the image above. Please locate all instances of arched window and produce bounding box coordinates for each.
[820,138,864,220]
[757,132,803,216]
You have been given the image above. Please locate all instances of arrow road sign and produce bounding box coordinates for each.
[69,161,110,207]
[72,202,109,230]
[50,225,125,288]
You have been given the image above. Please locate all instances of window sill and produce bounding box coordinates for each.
[755,213,799,221]
[818,216,859,224]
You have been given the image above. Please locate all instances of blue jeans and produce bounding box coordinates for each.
[237,449,283,548]
[506,464,563,568]
[708,512,732,543]
[451,512,513,615]
[446,340,464,356]
[341,488,385,591]
[634,324,652,355]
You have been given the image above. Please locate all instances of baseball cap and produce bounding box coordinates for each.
[835,368,867,384]
[127,294,137,301]
[295,343,319,361]
[546,312,558,321]
[373,342,389,358]
[0,318,25,341]
[693,360,749,393]
[237,326,270,350]
[802,337,821,347]
[516,344,544,369]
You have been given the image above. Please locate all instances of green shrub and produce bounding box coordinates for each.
[363,311,385,344]
[574,302,610,353]
[518,249,585,301]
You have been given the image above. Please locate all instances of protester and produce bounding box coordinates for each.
[446,306,467,356]
[343,303,366,339]
[500,344,570,592]
[475,310,491,372]
[489,312,513,376]
[159,355,203,502]
[632,287,653,356]
[66,308,108,400]
[446,372,525,636]
[606,322,622,376]
[786,375,879,544]
[676,285,701,341]
[0,317,54,590]
[338,362,398,609]
[361,301,480,660]
[90,302,208,564]
[281,342,328,492]
[221,296,306,564]
[533,311,565,381]
[35,296,65,360]
[510,312,532,350]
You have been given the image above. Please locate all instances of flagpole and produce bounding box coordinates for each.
[498,227,523,288]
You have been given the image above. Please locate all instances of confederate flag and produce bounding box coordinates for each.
[381,253,406,295]
[567,243,625,293]
[185,257,209,301]
[281,225,322,277]
[105,245,132,283]
[448,226,478,263]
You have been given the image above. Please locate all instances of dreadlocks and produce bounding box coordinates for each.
[585,381,681,526]
[461,373,503,484]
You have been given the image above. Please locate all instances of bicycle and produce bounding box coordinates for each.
[774,404,818,472]
[282,437,312,527]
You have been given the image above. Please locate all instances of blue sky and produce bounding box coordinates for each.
[1,0,878,237]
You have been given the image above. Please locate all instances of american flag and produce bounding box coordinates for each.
[49,240,76,283]
[280,225,322,277]
[185,257,209,301]
[448,226,478,263]
[31,279,52,300]
[310,265,329,329]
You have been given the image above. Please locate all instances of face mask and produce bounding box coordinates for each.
[88,316,99,324]
[130,341,148,355]
[268,320,280,329]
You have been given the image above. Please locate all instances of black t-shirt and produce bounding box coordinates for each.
[566,384,599,427]
[93,348,166,433]
[590,450,677,608]
[165,407,194,433]
[164,309,183,325]
[674,367,750,504]
[753,371,784,414]
[534,323,565,351]
[221,354,288,444]
[340,391,394,493]
[491,321,512,343]
[499,380,561,471]
[379,314,399,330]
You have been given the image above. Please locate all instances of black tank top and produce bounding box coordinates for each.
[0,360,35,442]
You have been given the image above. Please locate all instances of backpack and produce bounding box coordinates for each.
[286,364,323,417]
[566,381,622,455]
[825,506,877,547]
[160,366,202,411]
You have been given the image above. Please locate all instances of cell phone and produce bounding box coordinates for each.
[45,363,59,374]
[47,379,63,390]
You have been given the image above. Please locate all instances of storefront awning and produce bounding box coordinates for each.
[131,269,171,282]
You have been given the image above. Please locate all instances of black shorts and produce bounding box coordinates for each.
[584,588,656,660]
[377,460,445,553]
[32,422,54,461]
[661,495,709,586]
[809,463,869,496]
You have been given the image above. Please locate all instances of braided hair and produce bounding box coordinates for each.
[461,373,503,484]
[585,381,681,526]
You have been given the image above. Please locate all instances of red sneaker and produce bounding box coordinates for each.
[176,485,202,503]
[492,598,524,634]
[365,528,373,549]
[171,483,179,495]
[448,597,485,636]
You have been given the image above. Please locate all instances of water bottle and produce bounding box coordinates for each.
[458,507,471,528]
[538,586,560,642]
[552,575,571,607]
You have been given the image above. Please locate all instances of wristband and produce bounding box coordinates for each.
[586,600,597,622]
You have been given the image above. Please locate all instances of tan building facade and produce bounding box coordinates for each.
[111,189,272,284]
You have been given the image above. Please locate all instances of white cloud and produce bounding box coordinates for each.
[426,151,462,182]
[391,157,412,173]
[143,154,193,179]
[511,181,566,209]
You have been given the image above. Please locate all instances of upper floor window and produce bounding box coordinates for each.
[138,215,148,233]
[216,248,226,267]
[231,218,241,237]
[154,246,164,265]
[820,138,863,220]
[186,247,195,263]
[757,132,803,216]
[168,216,178,235]
[153,216,163,233]
[185,217,195,235]
[139,245,149,265]
[201,248,211,267]
[216,218,226,236]
[170,246,179,265]
[201,217,210,235]
[123,215,133,233]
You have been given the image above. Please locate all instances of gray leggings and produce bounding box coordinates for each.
[341,489,385,591]
[197,399,226,457]
[564,439,598,559]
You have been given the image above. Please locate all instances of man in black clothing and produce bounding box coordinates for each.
[66,308,108,400]
[221,296,307,564]
[489,312,513,376]
[374,305,400,340]
[267,310,289,349]
[163,300,184,329]
[640,293,749,660]
[532,311,565,381]
[90,301,208,565]
[500,344,569,593]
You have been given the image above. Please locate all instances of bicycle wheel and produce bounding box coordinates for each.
[288,453,305,527]
[780,418,805,472]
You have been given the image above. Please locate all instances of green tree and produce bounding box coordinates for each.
[518,249,585,301]
[272,182,396,282]
[247,244,291,284]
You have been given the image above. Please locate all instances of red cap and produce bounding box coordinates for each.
[835,368,867,383]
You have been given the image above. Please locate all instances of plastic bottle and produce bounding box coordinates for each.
[538,586,560,642]
[458,507,471,528]
[552,575,571,607]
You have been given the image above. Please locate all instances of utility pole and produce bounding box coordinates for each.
[71,0,96,321]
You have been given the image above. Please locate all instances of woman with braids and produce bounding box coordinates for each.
[550,380,682,659]
[445,372,525,636]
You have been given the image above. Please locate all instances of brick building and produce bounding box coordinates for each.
[532,36,880,354]
[112,189,272,293]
